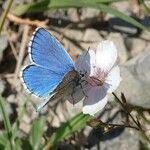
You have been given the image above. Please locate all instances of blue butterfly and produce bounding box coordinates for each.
[20,27,80,111]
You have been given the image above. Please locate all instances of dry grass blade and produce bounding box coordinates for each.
[14,25,30,80]
[7,13,48,28]
[87,118,139,133]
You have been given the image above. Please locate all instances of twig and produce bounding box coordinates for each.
[7,13,48,27]
[14,25,30,80]
[139,0,150,14]
[112,92,150,143]
[112,92,141,128]
[0,0,13,34]
[0,73,15,78]
[7,33,18,61]
[129,0,141,15]
[87,118,139,132]
[106,123,139,130]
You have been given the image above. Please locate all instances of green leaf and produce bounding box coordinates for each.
[0,133,7,148]
[0,96,17,149]
[45,113,91,149]
[29,117,46,150]
[0,95,32,150]
[13,0,148,31]
[13,138,23,150]
[20,139,32,150]
[0,133,12,150]
[0,144,5,150]
[0,96,12,137]
[13,0,125,16]
[0,0,13,34]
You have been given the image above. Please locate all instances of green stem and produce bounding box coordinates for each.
[0,96,14,149]
[0,0,13,34]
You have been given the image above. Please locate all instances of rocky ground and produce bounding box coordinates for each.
[0,1,150,149]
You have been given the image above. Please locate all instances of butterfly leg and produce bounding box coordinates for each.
[70,81,78,105]
[79,82,88,98]
[78,76,89,98]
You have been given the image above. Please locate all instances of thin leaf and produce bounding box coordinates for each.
[0,0,13,34]
[13,0,148,31]
[13,0,125,15]
[0,96,12,136]
[87,118,139,131]
[0,95,41,150]
[0,133,7,147]
[21,139,32,150]
[0,96,14,150]
[29,117,46,150]
[45,113,91,149]
[13,0,125,16]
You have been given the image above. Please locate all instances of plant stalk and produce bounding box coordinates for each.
[0,0,13,34]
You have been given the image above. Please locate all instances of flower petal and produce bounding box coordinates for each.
[105,65,122,93]
[83,86,107,116]
[75,49,96,76]
[96,40,117,72]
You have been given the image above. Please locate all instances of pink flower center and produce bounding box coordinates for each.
[86,68,107,87]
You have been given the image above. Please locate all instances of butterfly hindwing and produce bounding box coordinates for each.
[21,64,65,98]
[36,70,80,112]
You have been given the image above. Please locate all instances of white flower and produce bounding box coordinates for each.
[76,40,122,116]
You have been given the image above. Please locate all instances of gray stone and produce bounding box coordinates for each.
[99,129,139,150]
[52,28,84,55]
[66,100,82,117]
[67,8,80,22]
[80,8,100,20]
[112,1,131,15]
[114,47,150,108]
[62,29,84,41]
[108,33,128,63]
[81,28,103,50]
[83,29,102,42]
[44,9,67,20]
[140,30,150,41]
[141,16,150,28]
[84,108,139,150]
[125,37,147,57]
[19,121,31,134]
[108,18,138,35]
[0,78,5,95]
[0,35,8,62]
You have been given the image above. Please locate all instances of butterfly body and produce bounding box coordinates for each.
[20,27,80,111]
[53,70,80,95]
[36,70,80,110]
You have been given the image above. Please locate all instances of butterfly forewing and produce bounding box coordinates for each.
[29,28,74,73]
